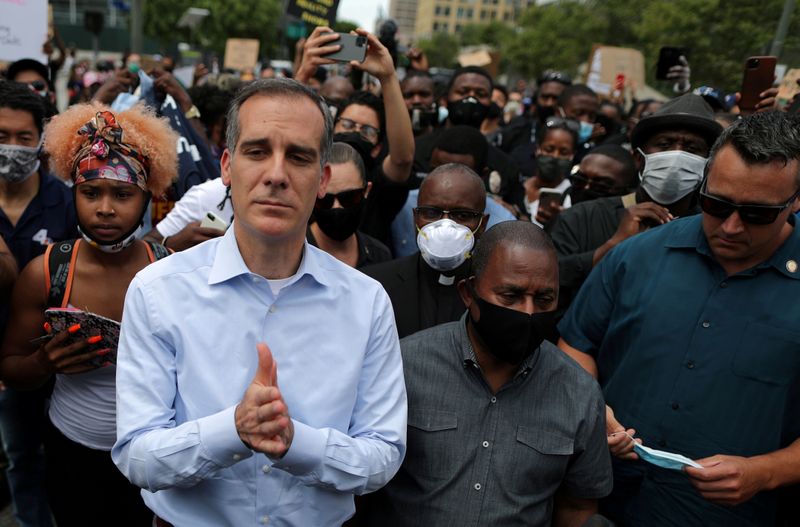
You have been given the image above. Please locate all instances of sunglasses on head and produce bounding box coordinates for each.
[543,116,580,134]
[315,188,366,210]
[699,178,800,225]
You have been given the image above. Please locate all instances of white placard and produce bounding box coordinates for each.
[0,0,48,64]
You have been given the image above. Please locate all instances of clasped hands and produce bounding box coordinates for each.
[235,343,294,459]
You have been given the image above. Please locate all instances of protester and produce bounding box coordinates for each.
[319,75,355,119]
[0,103,177,526]
[297,27,415,244]
[390,126,516,258]
[401,70,438,137]
[364,163,488,338]
[523,117,579,226]
[0,81,78,527]
[413,66,526,216]
[308,142,392,268]
[112,79,407,526]
[558,84,602,151]
[558,110,800,526]
[362,221,613,525]
[545,144,639,314]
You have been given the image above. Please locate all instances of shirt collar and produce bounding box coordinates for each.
[208,224,332,287]
[664,214,800,279]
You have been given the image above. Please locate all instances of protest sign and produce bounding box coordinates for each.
[286,0,340,28]
[223,38,260,72]
[777,68,800,104]
[586,45,645,98]
[0,0,48,63]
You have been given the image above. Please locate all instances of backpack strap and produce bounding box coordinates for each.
[45,239,80,308]
[144,241,171,262]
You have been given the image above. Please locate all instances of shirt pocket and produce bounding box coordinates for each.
[731,322,800,386]
[406,409,459,480]
[506,426,574,492]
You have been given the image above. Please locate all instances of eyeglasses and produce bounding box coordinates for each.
[336,118,380,144]
[568,171,618,193]
[414,206,483,227]
[315,188,366,210]
[699,178,800,225]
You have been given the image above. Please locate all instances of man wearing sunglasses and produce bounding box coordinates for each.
[557,110,800,526]
[308,142,392,268]
[364,163,489,338]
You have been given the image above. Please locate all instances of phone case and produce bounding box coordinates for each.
[200,211,228,231]
[45,308,121,367]
[656,47,687,80]
[322,33,367,63]
[740,56,777,111]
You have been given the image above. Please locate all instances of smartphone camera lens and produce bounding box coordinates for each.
[357,36,367,46]
[748,58,760,68]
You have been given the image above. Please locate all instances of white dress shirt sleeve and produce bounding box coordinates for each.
[112,276,253,491]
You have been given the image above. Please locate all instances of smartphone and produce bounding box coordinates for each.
[322,33,368,63]
[200,211,228,231]
[656,47,688,80]
[739,56,777,112]
[538,189,563,210]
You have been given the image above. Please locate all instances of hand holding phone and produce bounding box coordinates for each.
[656,47,689,81]
[200,211,228,231]
[739,56,777,113]
[321,32,368,63]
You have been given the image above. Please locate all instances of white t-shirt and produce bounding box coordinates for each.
[155,178,233,237]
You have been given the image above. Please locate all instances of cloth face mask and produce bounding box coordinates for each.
[0,143,41,183]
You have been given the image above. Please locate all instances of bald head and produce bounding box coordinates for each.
[471,221,556,281]
[320,76,354,103]
[419,163,486,211]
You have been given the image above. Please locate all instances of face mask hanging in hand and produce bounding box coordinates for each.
[0,143,41,184]
[624,432,703,471]
[417,219,476,272]
[638,148,707,205]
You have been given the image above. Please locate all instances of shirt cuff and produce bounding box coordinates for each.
[197,405,253,468]
[270,419,326,476]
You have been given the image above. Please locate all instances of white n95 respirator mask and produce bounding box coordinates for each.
[417,219,477,272]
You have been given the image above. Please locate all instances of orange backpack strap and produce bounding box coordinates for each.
[144,241,170,262]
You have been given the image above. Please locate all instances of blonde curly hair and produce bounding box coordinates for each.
[44,102,178,195]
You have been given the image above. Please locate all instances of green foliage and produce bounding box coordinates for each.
[143,0,282,57]
[417,32,461,69]
[417,0,800,92]
[333,20,359,34]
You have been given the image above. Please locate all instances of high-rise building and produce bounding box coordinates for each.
[389,0,419,43]
[414,0,536,40]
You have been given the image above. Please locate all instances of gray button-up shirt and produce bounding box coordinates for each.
[364,314,612,526]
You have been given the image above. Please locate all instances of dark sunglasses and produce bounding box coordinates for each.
[414,206,483,226]
[543,116,580,134]
[336,118,380,143]
[27,80,48,92]
[315,188,366,210]
[568,171,617,192]
[699,178,800,225]
[539,71,572,85]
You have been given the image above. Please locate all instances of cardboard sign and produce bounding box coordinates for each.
[458,47,501,78]
[586,45,645,98]
[0,0,48,63]
[777,68,800,104]
[286,0,340,28]
[223,38,260,72]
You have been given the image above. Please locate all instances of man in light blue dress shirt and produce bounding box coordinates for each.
[112,77,408,526]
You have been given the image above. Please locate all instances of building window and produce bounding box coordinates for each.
[457,7,464,17]
[435,5,441,15]
[433,22,440,30]
[442,22,449,31]
[467,8,474,17]
[444,6,451,15]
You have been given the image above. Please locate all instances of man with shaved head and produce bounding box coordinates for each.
[363,163,489,337]
[362,221,613,525]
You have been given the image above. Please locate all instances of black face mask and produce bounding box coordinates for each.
[536,104,556,122]
[447,96,489,128]
[314,200,364,241]
[570,187,606,204]
[333,132,376,173]
[536,155,572,184]
[409,105,438,134]
[468,287,555,366]
[486,101,503,120]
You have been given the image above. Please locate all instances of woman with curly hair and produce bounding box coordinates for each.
[0,103,177,526]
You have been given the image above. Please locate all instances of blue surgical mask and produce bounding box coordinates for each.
[578,121,593,143]
[632,441,703,471]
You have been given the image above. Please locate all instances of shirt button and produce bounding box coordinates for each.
[701,321,711,328]
[671,403,680,410]
[262,464,271,474]
[482,441,489,448]
[686,361,695,369]
[261,515,270,525]
[474,483,482,491]
[232,454,242,461]
[490,397,497,404]
[720,281,728,288]
[268,305,276,314]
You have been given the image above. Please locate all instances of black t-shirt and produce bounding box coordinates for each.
[359,162,410,246]
[306,228,392,269]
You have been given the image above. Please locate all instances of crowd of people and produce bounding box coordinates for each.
[0,21,799,527]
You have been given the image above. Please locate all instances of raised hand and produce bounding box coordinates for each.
[235,343,294,459]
